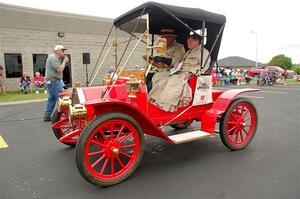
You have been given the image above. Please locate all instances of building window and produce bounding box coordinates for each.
[4,53,23,78]
[33,54,48,76]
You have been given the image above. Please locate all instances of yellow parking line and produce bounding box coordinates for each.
[0,134,8,148]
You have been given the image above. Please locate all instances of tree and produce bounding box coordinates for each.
[293,64,300,74]
[268,54,293,70]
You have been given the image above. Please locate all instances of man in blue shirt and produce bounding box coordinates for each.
[44,45,69,121]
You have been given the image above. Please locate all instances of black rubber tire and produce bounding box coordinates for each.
[52,109,76,147]
[170,121,190,130]
[219,98,258,151]
[75,112,144,187]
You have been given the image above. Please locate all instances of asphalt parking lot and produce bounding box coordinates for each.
[0,85,299,199]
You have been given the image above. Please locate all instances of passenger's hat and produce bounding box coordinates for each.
[54,45,67,51]
[188,33,203,43]
[160,28,177,37]
[189,29,203,42]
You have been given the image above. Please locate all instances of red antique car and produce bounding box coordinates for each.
[51,2,259,187]
[247,68,263,78]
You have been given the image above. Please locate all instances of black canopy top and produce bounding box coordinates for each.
[114,1,226,27]
[113,2,226,61]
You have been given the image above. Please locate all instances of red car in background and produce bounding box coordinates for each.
[247,68,263,77]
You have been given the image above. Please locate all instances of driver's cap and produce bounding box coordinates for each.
[54,45,67,51]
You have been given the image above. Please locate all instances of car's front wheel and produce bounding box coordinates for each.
[52,109,76,147]
[219,98,258,151]
[75,112,144,187]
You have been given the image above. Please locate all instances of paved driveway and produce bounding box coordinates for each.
[0,86,299,199]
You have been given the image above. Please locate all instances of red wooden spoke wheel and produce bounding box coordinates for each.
[220,98,258,150]
[76,112,144,187]
[170,121,191,130]
[52,109,76,147]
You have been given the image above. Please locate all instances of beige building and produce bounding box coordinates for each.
[0,3,145,91]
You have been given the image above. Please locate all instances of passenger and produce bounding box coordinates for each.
[152,33,210,112]
[148,29,185,100]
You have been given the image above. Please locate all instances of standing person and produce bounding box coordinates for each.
[0,65,5,95]
[43,45,68,121]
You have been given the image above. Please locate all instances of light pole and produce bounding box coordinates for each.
[251,31,258,68]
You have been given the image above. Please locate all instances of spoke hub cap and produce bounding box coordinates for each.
[104,141,121,158]
[236,118,246,130]
[112,148,119,155]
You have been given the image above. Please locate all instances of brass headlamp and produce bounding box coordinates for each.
[56,97,72,112]
[126,74,139,98]
[69,104,87,122]
[146,38,167,56]
[103,74,111,85]
[155,38,167,56]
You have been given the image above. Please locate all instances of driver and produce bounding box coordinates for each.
[148,28,185,101]
[152,33,210,112]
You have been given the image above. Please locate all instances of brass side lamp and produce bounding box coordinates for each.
[126,74,139,98]
[74,82,81,88]
[103,74,111,85]
[56,97,72,112]
[69,104,87,122]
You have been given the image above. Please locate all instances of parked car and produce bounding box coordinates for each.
[247,68,263,78]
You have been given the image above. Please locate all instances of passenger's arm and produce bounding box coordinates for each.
[183,62,200,75]
[199,49,211,74]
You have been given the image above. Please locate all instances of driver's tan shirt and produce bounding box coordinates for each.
[166,40,185,66]
[148,40,185,101]
[182,45,210,74]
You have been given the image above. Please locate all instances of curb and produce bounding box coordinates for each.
[0,98,47,106]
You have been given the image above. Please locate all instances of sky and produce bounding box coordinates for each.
[1,0,299,63]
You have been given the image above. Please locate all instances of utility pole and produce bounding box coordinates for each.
[251,31,258,68]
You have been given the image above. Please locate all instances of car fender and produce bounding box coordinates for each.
[84,100,174,143]
[201,88,259,133]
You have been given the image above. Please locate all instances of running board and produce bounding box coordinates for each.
[169,130,212,144]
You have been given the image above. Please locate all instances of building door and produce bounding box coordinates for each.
[32,54,48,76]
[62,54,72,88]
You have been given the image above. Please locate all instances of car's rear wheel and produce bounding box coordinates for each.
[219,98,258,151]
[75,112,144,187]
[52,109,76,147]
[170,121,191,130]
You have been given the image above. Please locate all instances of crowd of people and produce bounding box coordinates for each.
[259,67,287,86]
[214,67,288,86]
[215,68,251,86]
[16,71,46,94]
[0,67,46,95]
